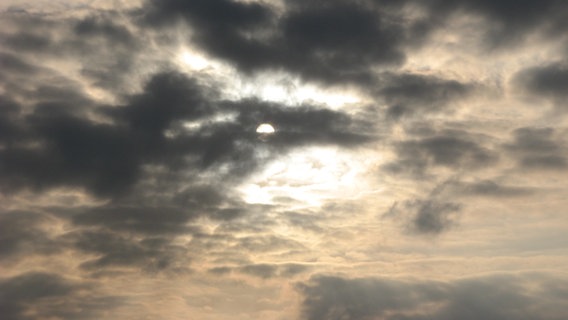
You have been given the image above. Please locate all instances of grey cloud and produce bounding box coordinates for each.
[415,0,568,48]
[240,264,281,279]
[513,62,568,110]
[72,206,199,235]
[284,211,324,233]
[383,130,497,177]
[298,273,568,320]
[208,263,310,279]
[520,155,567,169]
[0,272,122,320]
[0,52,39,75]
[456,179,535,198]
[298,275,448,320]
[0,96,26,147]
[143,0,419,85]
[0,272,76,320]
[1,12,141,93]
[239,263,310,279]
[66,229,186,272]
[385,200,461,235]
[234,235,305,253]
[0,210,60,261]
[143,0,276,71]
[140,0,568,85]
[504,127,567,170]
[377,73,472,119]
[2,11,137,53]
[1,31,51,51]
[73,15,135,45]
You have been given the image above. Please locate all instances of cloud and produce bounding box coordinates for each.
[0,272,76,320]
[513,62,568,111]
[240,263,309,279]
[415,0,568,48]
[298,273,568,320]
[0,210,61,261]
[0,272,122,320]
[72,206,200,235]
[73,15,135,45]
[377,73,473,119]
[234,235,305,253]
[383,130,497,177]
[504,127,568,170]
[454,179,535,198]
[208,263,310,279]
[141,0,568,87]
[143,0,422,84]
[65,229,187,272]
[384,199,461,235]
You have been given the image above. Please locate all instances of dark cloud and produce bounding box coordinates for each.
[1,30,52,52]
[0,272,76,320]
[0,52,38,75]
[513,62,568,110]
[0,96,26,147]
[383,130,497,177]
[143,0,276,71]
[384,199,461,235]
[143,0,419,84]
[234,235,305,253]
[283,211,324,233]
[0,210,60,261]
[72,206,199,235]
[140,0,568,86]
[278,1,406,84]
[239,263,310,279]
[455,179,535,198]
[377,73,472,119]
[1,11,141,94]
[73,15,135,45]
[208,263,310,279]
[298,275,448,320]
[145,0,273,30]
[298,273,568,320]
[415,0,568,48]
[65,229,186,272]
[0,272,122,320]
[504,127,567,170]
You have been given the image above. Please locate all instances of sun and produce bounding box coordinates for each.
[256,123,275,134]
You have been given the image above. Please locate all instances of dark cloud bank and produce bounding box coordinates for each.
[0,272,123,320]
[298,273,568,320]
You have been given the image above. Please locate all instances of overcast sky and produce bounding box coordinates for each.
[1,0,568,319]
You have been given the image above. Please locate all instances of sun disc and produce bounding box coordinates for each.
[256,123,275,134]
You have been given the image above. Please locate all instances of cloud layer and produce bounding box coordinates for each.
[2,0,568,318]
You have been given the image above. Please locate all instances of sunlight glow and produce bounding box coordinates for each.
[254,81,361,108]
[239,147,370,207]
[179,51,210,70]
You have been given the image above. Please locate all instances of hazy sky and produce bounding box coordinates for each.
[1,1,568,319]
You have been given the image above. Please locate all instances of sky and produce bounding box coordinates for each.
[1,0,568,319]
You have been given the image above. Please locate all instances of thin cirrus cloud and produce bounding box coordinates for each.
[1,0,568,319]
